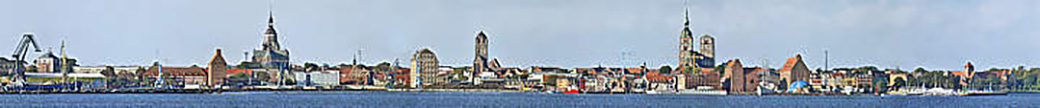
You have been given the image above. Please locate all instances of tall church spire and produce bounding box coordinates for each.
[683,0,689,26]
[262,0,280,50]
[268,11,274,26]
[267,0,274,26]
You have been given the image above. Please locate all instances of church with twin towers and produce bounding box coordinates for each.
[678,7,716,69]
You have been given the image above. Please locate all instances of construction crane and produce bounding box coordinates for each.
[10,33,41,86]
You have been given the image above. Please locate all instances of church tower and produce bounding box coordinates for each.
[698,34,715,67]
[262,11,281,50]
[473,31,489,83]
[678,5,696,68]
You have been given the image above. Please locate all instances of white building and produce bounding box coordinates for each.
[294,70,340,86]
[73,66,142,74]
[73,66,106,73]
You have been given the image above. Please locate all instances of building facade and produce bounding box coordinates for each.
[411,48,439,88]
[294,70,340,86]
[142,64,207,86]
[34,52,60,73]
[725,59,746,93]
[0,58,22,75]
[780,54,811,86]
[207,49,228,87]
[697,35,715,68]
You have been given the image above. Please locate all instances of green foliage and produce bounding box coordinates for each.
[236,61,262,69]
[659,65,672,74]
[26,65,37,72]
[100,66,117,77]
[304,62,319,71]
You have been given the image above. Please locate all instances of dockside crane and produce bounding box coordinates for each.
[10,33,41,86]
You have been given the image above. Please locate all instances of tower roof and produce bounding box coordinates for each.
[476,31,487,39]
[683,0,690,26]
[265,12,277,35]
[209,49,227,65]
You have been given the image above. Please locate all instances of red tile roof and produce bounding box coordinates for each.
[227,69,253,75]
[142,66,206,77]
[780,55,802,72]
[950,71,968,77]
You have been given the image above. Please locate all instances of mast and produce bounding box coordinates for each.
[61,40,68,83]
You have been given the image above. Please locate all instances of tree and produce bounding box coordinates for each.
[659,65,672,74]
[303,62,319,71]
[254,71,271,83]
[913,67,927,73]
[892,77,906,91]
[26,65,37,72]
[236,61,262,69]
[100,66,117,77]
[856,66,878,73]
[375,62,392,71]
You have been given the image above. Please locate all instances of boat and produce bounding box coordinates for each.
[562,86,581,94]
[880,93,908,98]
[646,89,676,94]
[960,90,1008,96]
[678,89,727,95]
[563,89,580,94]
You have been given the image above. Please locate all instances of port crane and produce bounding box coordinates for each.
[10,33,42,86]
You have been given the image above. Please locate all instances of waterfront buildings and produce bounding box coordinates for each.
[411,48,439,88]
[391,68,411,87]
[685,68,721,90]
[207,49,228,87]
[340,64,371,85]
[724,59,746,93]
[294,70,339,86]
[142,63,207,86]
[33,51,61,73]
[0,58,23,75]
[745,67,778,93]
[73,66,140,75]
[780,54,811,88]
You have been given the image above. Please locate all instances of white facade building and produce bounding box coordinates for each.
[294,70,340,86]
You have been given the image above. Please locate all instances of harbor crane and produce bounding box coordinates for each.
[10,33,41,86]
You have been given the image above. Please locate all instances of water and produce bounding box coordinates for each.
[0,91,1038,107]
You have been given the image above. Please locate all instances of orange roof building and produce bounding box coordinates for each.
[780,54,811,84]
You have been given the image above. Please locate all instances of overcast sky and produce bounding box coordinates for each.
[1,0,1039,70]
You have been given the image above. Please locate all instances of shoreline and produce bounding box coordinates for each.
[1,88,1024,97]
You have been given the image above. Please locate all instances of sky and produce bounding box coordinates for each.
[1,0,1039,70]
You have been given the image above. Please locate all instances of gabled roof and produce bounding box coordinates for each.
[780,54,803,72]
[209,49,227,66]
[37,51,58,59]
[726,59,742,67]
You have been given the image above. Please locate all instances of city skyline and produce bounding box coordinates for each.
[1,0,1039,70]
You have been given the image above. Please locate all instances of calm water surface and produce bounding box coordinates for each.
[0,91,1037,107]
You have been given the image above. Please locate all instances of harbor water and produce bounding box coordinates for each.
[0,91,1037,107]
